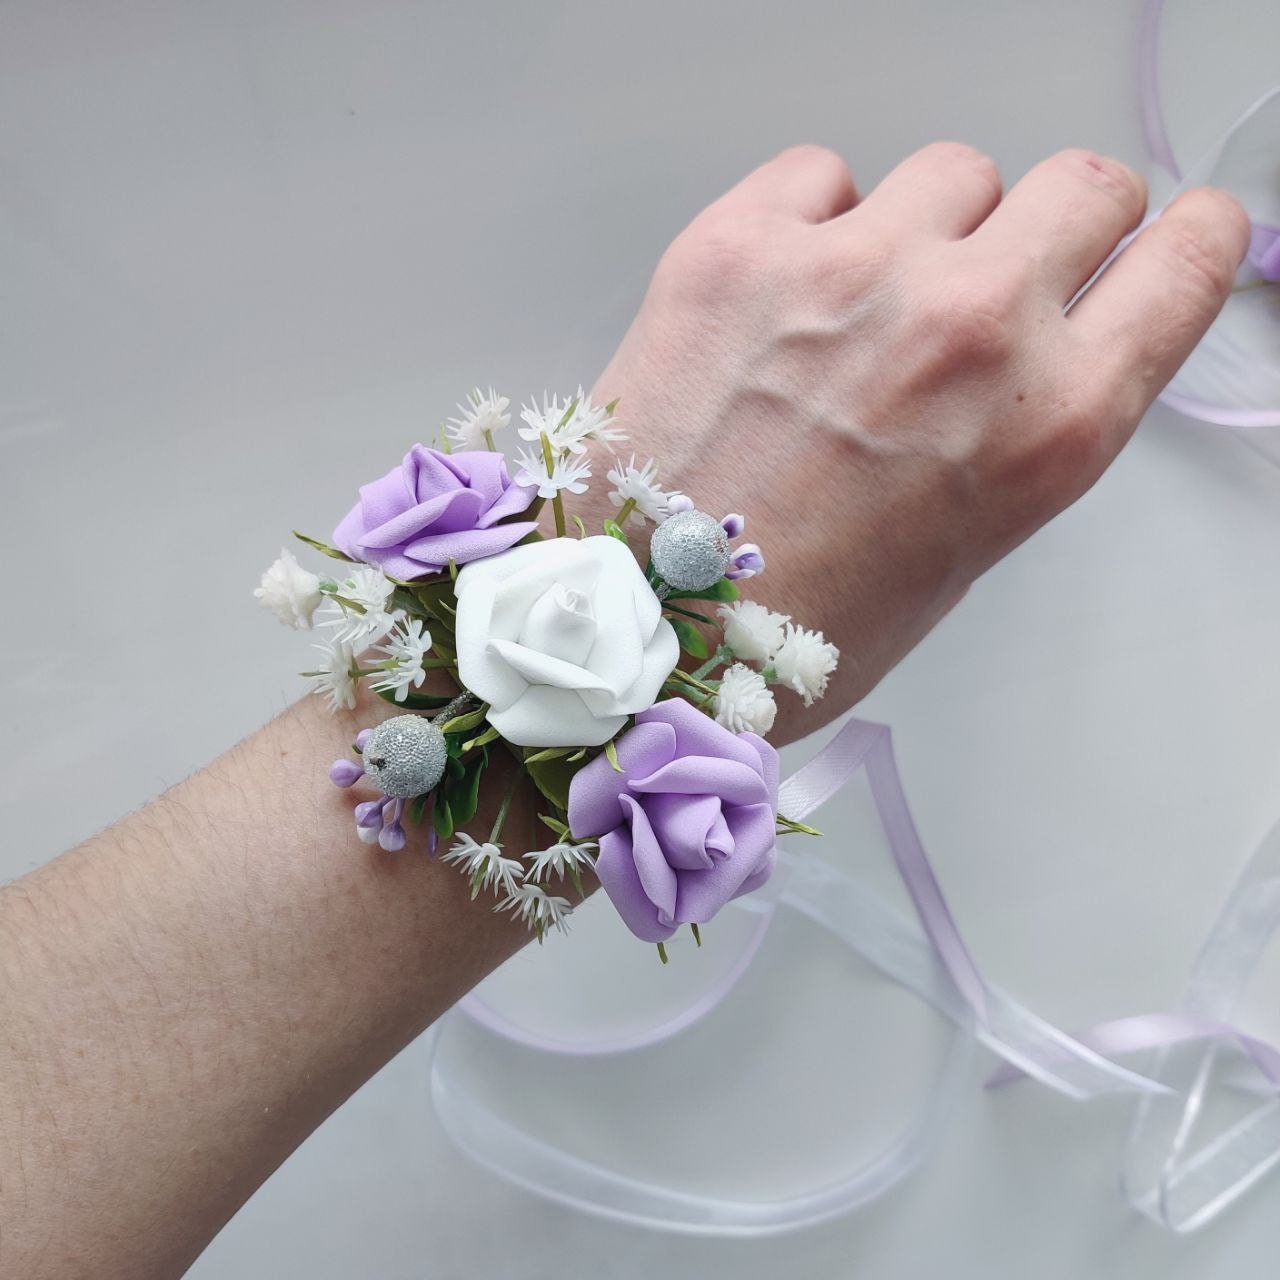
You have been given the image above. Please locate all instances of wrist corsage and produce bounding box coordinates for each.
[255,388,838,958]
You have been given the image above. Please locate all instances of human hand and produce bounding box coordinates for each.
[592,143,1250,736]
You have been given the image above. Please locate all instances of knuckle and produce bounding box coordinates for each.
[773,142,847,175]
[923,271,1020,364]
[1050,148,1147,215]
[655,205,770,302]
[920,141,1001,194]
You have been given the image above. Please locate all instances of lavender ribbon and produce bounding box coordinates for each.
[1137,0,1280,425]
[430,2,1280,1235]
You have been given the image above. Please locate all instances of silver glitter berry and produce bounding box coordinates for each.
[361,715,447,798]
[649,509,731,592]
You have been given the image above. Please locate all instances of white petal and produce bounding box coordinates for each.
[487,638,611,693]
[454,575,529,712]
[580,618,679,717]
[488,683,625,747]
[516,583,597,665]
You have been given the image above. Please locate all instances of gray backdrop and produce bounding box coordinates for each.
[5,1,1280,1275]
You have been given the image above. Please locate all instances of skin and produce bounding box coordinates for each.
[0,143,1250,1278]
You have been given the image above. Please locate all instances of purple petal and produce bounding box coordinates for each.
[630,756,770,807]
[595,826,677,943]
[400,521,539,571]
[567,721,677,838]
[720,512,745,538]
[738,732,780,808]
[672,802,776,924]
[358,489,484,549]
[642,793,733,870]
[636,698,765,774]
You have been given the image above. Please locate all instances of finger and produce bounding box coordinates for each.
[1069,186,1250,441]
[844,141,1002,239]
[970,149,1147,301]
[725,144,858,223]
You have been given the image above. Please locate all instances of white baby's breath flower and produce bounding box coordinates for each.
[370,616,432,702]
[513,445,592,499]
[714,663,778,735]
[772,623,840,706]
[496,882,573,936]
[717,600,789,664]
[254,548,323,628]
[518,388,625,455]
[307,635,359,712]
[445,386,510,451]
[442,833,525,897]
[606,455,684,526]
[320,565,399,648]
[524,839,597,882]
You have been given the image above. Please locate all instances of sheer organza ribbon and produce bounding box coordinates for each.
[437,718,1280,1233]
[430,0,1280,1236]
[1139,0,1280,426]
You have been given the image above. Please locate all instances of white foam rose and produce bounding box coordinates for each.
[454,535,679,747]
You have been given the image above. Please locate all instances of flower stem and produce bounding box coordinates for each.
[668,667,716,695]
[776,812,823,837]
[656,942,669,965]
[483,428,497,451]
[615,497,637,526]
[661,601,710,624]
[540,431,567,538]
[489,768,523,844]
[691,644,732,682]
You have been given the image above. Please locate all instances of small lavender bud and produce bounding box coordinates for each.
[354,799,384,829]
[720,512,745,538]
[329,758,365,788]
[379,821,407,852]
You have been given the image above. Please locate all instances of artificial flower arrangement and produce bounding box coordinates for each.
[255,388,838,958]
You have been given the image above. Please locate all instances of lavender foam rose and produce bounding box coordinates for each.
[567,698,779,942]
[333,445,539,579]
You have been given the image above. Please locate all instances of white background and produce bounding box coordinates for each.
[4,1,1280,1275]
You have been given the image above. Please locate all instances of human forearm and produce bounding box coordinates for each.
[0,692,535,1279]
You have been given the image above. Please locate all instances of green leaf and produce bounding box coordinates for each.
[602,519,628,543]
[412,579,459,622]
[406,793,429,825]
[522,746,580,765]
[666,577,740,603]
[432,792,454,840]
[670,617,709,659]
[375,687,454,710]
[462,725,501,753]
[293,531,356,562]
[439,704,489,736]
[604,397,620,415]
[604,738,623,773]
[450,752,487,826]
[526,755,579,811]
[571,514,588,539]
[538,813,570,838]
